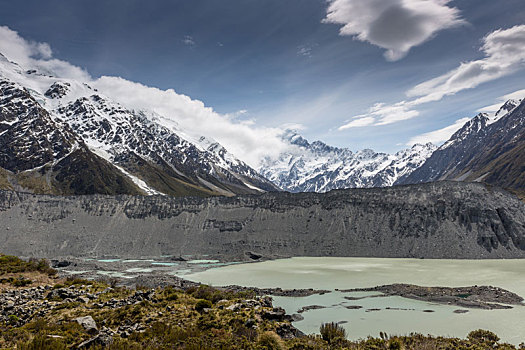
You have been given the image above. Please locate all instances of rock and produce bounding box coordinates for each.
[291,314,304,322]
[170,256,186,262]
[77,332,113,349]
[276,323,304,339]
[244,318,256,328]
[246,251,262,260]
[44,82,70,99]
[261,307,288,321]
[51,260,71,268]
[297,305,326,313]
[226,303,242,312]
[75,316,98,334]
[453,309,469,314]
[259,296,273,308]
[344,305,363,309]
[77,296,89,304]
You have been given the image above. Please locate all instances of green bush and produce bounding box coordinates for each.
[389,338,403,350]
[257,331,285,350]
[8,315,20,325]
[195,299,212,312]
[12,277,32,287]
[18,334,67,350]
[468,329,500,345]
[0,255,56,275]
[320,322,346,344]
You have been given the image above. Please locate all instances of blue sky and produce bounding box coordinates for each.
[1,0,525,155]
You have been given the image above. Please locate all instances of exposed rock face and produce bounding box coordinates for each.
[0,182,524,259]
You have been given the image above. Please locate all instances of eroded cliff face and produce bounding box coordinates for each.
[0,182,524,259]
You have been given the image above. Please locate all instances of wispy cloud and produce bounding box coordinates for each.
[296,44,317,58]
[478,88,525,113]
[183,35,195,47]
[407,117,470,146]
[323,0,465,61]
[339,25,525,130]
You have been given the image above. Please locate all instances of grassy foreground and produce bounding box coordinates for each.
[0,254,524,349]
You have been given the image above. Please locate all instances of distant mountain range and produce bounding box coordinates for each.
[0,53,278,196]
[258,131,436,192]
[0,52,523,197]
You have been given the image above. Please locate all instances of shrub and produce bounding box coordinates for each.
[8,315,20,325]
[195,299,212,312]
[388,338,403,350]
[17,334,67,350]
[320,322,346,344]
[0,255,56,275]
[257,331,285,350]
[12,277,32,287]
[468,329,500,345]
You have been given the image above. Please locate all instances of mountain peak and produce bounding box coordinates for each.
[495,99,521,118]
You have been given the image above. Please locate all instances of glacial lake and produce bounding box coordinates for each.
[185,257,525,345]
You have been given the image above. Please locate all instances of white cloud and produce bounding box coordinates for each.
[0,26,90,81]
[339,25,525,130]
[323,0,464,61]
[183,35,195,46]
[407,25,525,102]
[502,89,525,101]
[338,101,420,129]
[478,88,525,113]
[339,116,375,129]
[407,117,470,145]
[92,77,290,167]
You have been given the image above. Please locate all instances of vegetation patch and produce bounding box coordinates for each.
[0,255,56,276]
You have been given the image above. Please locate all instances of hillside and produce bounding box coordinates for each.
[397,99,525,194]
[0,53,278,197]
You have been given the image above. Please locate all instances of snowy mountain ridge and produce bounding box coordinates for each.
[396,97,525,193]
[0,52,278,196]
[259,130,437,193]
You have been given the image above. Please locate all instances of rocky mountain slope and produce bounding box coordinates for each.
[259,130,436,192]
[397,99,525,197]
[0,53,278,196]
[0,79,143,195]
[1,181,524,259]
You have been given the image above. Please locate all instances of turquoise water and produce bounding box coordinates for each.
[151,262,179,266]
[97,259,121,263]
[186,257,525,344]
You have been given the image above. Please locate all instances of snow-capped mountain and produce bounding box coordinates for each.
[259,130,437,193]
[397,98,525,195]
[0,53,278,196]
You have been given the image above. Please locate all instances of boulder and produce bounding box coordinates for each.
[75,316,98,334]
